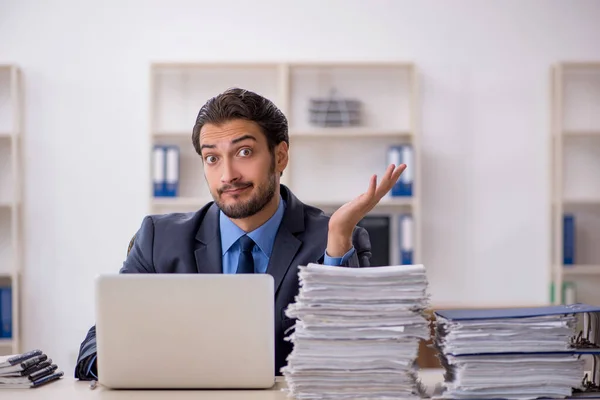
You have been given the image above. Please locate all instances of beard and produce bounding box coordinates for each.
[213,161,277,219]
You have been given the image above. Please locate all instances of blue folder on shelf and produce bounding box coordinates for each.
[387,145,413,197]
[152,145,180,197]
[564,213,576,265]
[0,287,11,338]
[398,214,413,265]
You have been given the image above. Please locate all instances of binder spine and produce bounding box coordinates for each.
[164,145,180,197]
[0,287,12,338]
[388,145,413,196]
[153,145,166,197]
[399,214,413,265]
[563,214,575,265]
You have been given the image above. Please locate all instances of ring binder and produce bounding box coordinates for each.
[433,304,600,399]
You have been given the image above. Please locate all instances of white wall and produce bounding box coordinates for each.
[1,0,600,373]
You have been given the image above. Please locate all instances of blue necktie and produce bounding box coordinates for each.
[236,235,255,274]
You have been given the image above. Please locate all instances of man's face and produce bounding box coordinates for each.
[199,119,286,219]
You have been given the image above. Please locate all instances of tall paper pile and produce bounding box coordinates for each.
[282,263,430,399]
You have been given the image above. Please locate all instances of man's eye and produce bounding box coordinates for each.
[205,155,217,164]
[239,148,252,157]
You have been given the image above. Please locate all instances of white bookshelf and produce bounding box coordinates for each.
[551,62,600,305]
[0,65,23,356]
[149,62,422,266]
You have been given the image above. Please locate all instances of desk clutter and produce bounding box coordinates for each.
[0,349,64,389]
[433,305,600,400]
[282,263,430,399]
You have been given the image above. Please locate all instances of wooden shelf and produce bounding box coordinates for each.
[152,196,414,211]
[288,61,414,69]
[152,197,212,208]
[153,129,413,140]
[151,61,279,69]
[563,265,600,276]
[150,61,421,267]
[551,63,600,304]
[562,198,600,206]
[152,131,191,138]
[0,65,21,355]
[563,130,600,137]
[562,62,600,69]
[290,128,412,138]
[305,197,413,208]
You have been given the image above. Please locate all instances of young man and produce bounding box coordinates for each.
[75,88,406,379]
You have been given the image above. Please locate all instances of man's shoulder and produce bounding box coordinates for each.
[144,202,214,233]
[301,204,330,225]
[147,210,200,225]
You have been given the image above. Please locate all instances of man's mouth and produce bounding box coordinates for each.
[221,184,252,195]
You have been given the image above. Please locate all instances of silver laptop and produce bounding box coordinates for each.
[95,274,275,389]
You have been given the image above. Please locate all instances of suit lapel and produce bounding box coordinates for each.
[194,203,222,274]
[267,185,305,295]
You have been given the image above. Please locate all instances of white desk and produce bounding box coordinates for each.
[4,370,445,399]
[4,378,288,400]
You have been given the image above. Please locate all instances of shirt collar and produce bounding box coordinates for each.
[219,196,286,257]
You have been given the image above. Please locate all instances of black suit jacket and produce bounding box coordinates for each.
[75,185,372,379]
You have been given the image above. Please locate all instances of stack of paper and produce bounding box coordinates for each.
[0,350,64,389]
[282,263,430,399]
[434,308,586,399]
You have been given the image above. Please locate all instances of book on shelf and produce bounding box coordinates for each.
[0,286,11,338]
[564,213,575,265]
[399,214,413,265]
[0,350,64,389]
[153,145,180,197]
[387,145,413,197]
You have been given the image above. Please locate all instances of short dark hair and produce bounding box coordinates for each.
[192,88,289,157]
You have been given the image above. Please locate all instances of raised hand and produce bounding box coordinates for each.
[326,163,407,257]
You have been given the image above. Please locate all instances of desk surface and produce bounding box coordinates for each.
[3,370,444,399]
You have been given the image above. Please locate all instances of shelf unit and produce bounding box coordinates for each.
[0,64,23,356]
[149,62,421,266]
[551,62,600,305]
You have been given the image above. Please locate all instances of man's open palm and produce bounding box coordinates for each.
[329,163,407,235]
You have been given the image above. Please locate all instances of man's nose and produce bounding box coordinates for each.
[220,159,240,183]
